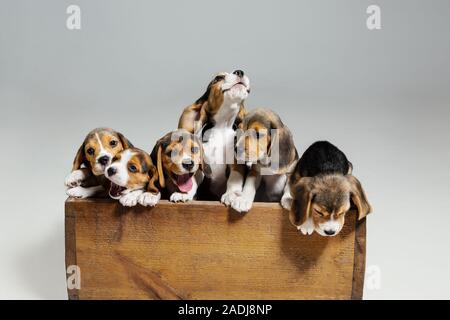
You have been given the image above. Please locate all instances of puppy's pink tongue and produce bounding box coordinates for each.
[177,174,193,192]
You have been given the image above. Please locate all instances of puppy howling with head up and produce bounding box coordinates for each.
[178,70,249,199]
[151,129,204,202]
[105,148,160,207]
[228,108,298,213]
[288,141,372,237]
[65,128,134,199]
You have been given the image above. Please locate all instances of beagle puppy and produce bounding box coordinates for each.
[178,70,249,199]
[228,108,298,213]
[288,141,372,237]
[150,129,204,202]
[65,128,133,199]
[105,148,160,207]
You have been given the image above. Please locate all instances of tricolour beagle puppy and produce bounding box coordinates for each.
[178,70,249,199]
[226,108,298,213]
[65,128,133,199]
[105,148,160,207]
[288,141,372,237]
[150,129,204,202]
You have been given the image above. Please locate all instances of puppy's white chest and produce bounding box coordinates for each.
[203,127,236,195]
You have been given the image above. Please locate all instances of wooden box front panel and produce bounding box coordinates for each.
[65,199,365,300]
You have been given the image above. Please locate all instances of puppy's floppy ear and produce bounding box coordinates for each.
[155,145,165,188]
[268,126,297,173]
[72,143,87,171]
[147,164,160,194]
[289,177,314,227]
[117,131,134,149]
[347,175,372,220]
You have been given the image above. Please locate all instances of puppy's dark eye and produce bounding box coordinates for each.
[191,146,199,154]
[166,149,176,157]
[110,140,118,147]
[87,148,95,155]
[212,75,225,84]
[128,165,137,173]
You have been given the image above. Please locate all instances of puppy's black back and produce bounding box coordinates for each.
[297,141,350,177]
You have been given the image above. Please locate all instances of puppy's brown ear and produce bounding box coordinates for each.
[72,144,87,171]
[156,145,165,188]
[268,127,297,173]
[147,165,160,194]
[347,175,372,220]
[117,132,134,149]
[289,177,314,227]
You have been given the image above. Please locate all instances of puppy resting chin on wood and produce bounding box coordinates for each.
[289,141,372,237]
[105,148,160,207]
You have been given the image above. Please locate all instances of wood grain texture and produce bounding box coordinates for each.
[65,198,366,300]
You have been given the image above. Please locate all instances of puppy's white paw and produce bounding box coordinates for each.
[170,192,193,203]
[221,191,241,207]
[281,193,293,210]
[298,219,315,235]
[119,191,142,207]
[231,194,254,213]
[65,170,86,188]
[66,186,90,199]
[138,192,161,207]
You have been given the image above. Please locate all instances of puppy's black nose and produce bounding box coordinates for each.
[107,167,117,177]
[233,70,244,78]
[98,156,110,166]
[324,229,336,236]
[182,162,194,171]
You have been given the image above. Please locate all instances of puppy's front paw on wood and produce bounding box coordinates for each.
[66,186,89,199]
[65,170,86,188]
[138,192,160,207]
[221,191,241,206]
[231,195,253,213]
[119,191,142,207]
[298,219,315,235]
[170,192,193,203]
[280,193,293,210]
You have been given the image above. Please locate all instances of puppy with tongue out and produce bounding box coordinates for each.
[105,148,160,207]
[151,129,204,202]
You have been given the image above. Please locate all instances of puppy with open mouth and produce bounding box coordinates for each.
[105,148,160,207]
[151,129,204,202]
[288,141,372,237]
[65,128,134,199]
[230,108,299,213]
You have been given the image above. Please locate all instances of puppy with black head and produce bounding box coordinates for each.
[105,148,160,207]
[288,141,372,236]
[178,70,249,199]
[65,128,133,198]
[229,108,299,212]
[151,129,204,202]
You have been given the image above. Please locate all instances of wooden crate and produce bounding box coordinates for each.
[65,198,366,300]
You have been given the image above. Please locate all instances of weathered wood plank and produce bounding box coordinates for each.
[65,198,365,300]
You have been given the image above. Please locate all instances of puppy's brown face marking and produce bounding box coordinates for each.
[161,134,202,178]
[290,175,356,236]
[106,149,155,198]
[177,71,250,133]
[237,121,271,164]
[72,128,133,176]
[153,129,203,192]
